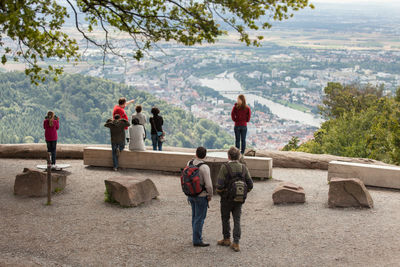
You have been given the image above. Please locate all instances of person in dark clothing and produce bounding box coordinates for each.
[231,94,251,154]
[149,107,164,151]
[104,114,130,171]
[216,146,253,252]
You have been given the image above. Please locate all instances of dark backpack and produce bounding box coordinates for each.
[181,160,205,197]
[225,163,248,203]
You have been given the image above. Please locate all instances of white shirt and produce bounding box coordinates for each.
[132,113,147,125]
[128,125,146,151]
[188,158,213,197]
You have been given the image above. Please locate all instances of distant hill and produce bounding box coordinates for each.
[0,72,233,148]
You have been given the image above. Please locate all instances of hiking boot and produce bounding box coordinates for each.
[230,243,240,252]
[217,239,231,246]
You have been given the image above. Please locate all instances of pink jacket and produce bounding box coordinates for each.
[43,119,59,141]
[231,104,251,126]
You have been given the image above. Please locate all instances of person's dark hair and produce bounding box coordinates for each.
[132,118,140,125]
[196,146,207,159]
[114,114,121,120]
[118,97,126,106]
[135,105,142,113]
[228,146,240,160]
[151,107,160,116]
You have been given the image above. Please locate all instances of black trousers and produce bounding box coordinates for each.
[46,140,57,165]
[221,200,242,243]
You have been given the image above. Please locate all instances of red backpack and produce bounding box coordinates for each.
[181,160,205,197]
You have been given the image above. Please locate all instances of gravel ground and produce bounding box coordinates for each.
[1,159,400,267]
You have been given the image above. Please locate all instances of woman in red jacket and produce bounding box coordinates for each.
[231,94,251,154]
[43,111,60,168]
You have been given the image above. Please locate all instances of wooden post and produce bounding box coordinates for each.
[46,152,52,205]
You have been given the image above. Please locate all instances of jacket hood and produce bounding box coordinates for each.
[107,119,128,127]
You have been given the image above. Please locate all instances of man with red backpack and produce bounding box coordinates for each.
[181,147,213,247]
[216,146,253,252]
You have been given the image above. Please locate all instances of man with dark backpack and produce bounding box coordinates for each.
[216,146,253,252]
[181,146,213,247]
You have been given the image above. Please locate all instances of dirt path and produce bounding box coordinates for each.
[1,159,400,266]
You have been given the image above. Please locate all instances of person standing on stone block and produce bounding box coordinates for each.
[113,97,135,142]
[43,111,59,169]
[231,94,251,154]
[216,146,253,252]
[131,105,147,126]
[182,146,213,247]
[149,107,164,151]
[104,114,130,171]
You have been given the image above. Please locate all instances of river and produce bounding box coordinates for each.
[199,72,323,127]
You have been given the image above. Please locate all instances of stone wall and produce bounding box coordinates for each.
[0,144,394,170]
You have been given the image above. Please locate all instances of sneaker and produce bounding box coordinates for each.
[51,164,56,170]
[193,242,210,247]
[113,168,118,171]
[217,239,231,247]
[230,243,240,252]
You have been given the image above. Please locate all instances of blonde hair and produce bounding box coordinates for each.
[47,111,54,127]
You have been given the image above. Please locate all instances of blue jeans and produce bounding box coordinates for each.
[188,196,208,244]
[151,134,162,151]
[111,143,125,169]
[234,126,247,154]
[46,140,57,165]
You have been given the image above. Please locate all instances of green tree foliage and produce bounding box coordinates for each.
[282,136,300,151]
[0,0,313,83]
[319,82,384,119]
[285,82,400,164]
[0,72,233,148]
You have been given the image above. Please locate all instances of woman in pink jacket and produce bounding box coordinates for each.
[231,94,251,154]
[43,111,60,168]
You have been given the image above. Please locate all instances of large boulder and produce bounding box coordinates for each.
[14,168,67,197]
[328,178,373,208]
[104,177,159,207]
[272,182,306,204]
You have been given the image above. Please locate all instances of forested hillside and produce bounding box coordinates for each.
[284,82,400,165]
[0,72,233,148]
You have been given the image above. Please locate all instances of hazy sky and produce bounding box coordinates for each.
[312,0,399,3]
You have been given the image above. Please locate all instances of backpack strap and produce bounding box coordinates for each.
[196,162,205,168]
[241,164,246,180]
[189,159,194,166]
[224,163,233,180]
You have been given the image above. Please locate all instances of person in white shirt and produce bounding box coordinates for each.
[128,118,146,151]
[131,105,147,126]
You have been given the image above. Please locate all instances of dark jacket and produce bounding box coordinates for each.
[216,161,253,201]
[231,104,251,126]
[149,115,163,135]
[104,119,130,144]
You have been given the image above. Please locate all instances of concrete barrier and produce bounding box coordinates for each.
[328,160,400,189]
[83,147,273,179]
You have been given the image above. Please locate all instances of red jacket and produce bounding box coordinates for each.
[113,105,129,129]
[43,119,59,141]
[231,104,251,126]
